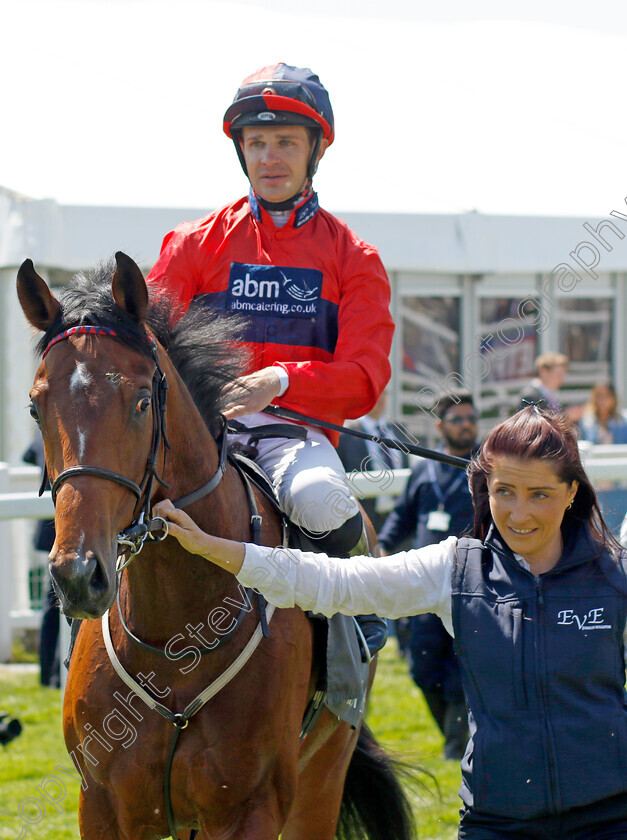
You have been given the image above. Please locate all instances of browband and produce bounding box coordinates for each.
[42,326,119,359]
[42,325,155,360]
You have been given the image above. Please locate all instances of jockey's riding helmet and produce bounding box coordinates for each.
[223,63,334,183]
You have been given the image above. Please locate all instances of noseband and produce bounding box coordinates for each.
[41,325,228,564]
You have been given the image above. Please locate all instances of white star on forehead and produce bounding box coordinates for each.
[69,362,93,393]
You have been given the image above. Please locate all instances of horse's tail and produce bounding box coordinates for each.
[336,722,417,840]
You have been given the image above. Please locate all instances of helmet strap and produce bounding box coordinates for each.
[232,132,249,178]
[307,131,323,182]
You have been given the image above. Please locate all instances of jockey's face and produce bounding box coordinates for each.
[487,456,578,574]
[240,125,326,203]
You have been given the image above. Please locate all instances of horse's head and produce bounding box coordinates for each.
[17,253,163,618]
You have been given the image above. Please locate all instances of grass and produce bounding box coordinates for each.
[368,640,461,839]
[10,636,39,664]
[0,641,461,839]
[0,668,79,840]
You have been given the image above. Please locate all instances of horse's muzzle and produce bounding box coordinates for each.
[49,548,116,619]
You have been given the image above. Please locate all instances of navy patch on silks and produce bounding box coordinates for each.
[227,263,323,319]
[193,290,338,352]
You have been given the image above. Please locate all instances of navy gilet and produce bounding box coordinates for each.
[452,522,627,818]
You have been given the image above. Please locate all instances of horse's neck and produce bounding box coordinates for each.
[122,522,243,643]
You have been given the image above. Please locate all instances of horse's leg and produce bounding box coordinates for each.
[281,716,361,840]
[193,789,286,840]
[283,653,378,840]
[77,786,126,840]
[80,784,172,840]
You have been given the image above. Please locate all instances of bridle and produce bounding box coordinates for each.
[40,325,229,566]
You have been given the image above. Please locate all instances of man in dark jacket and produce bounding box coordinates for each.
[378,394,479,759]
[336,392,411,534]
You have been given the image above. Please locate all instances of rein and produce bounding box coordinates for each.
[263,403,471,470]
[41,325,229,565]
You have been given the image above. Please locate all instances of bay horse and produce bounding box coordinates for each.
[17,253,415,840]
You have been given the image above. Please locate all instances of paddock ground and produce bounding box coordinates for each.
[0,641,461,839]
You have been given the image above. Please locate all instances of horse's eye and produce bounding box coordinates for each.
[136,396,152,413]
[29,403,40,423]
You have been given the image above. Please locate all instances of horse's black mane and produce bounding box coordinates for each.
[36,260,249,432]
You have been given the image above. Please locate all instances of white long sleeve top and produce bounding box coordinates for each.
[237,537,457,633]
[237,538,627,661]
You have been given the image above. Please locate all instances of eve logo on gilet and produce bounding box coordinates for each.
[557,608,612,630]
[227,263,322,318]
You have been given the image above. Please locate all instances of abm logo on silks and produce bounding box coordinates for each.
[227,263,322,318]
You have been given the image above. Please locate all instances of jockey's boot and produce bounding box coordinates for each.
[294,511,388,661]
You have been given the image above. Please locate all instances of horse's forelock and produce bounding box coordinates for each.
[35,261,154,359]
[35,260,249,431]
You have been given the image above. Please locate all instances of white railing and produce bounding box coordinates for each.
[346,444,627,495]
[0,464,54,660]
[577,443,627,481]
[2,446,627,661]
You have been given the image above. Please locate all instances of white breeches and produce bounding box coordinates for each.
[230,412,359,537]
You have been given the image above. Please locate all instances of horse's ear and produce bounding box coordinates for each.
[17,259,61,331]
[112,252,149,325]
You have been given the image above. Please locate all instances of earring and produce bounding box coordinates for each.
[567,501,573,510]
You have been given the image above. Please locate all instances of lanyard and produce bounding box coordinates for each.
[427,458,467,508]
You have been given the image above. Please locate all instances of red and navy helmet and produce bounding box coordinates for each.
[224,64,334,189]
[223,63,334,144]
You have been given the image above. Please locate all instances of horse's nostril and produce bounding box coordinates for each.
[86,553,108,597]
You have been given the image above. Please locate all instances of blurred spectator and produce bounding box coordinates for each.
[518,352,585,423]
[378,394,479,760]
[578,381,627,445]
[581,382,627,540]
[22,435,60,688]
[337,392,411,534]
[518,352,569,411]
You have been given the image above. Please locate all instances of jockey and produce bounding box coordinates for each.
[146,63,394,653]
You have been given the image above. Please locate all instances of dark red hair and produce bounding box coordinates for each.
[469,406,617,549]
